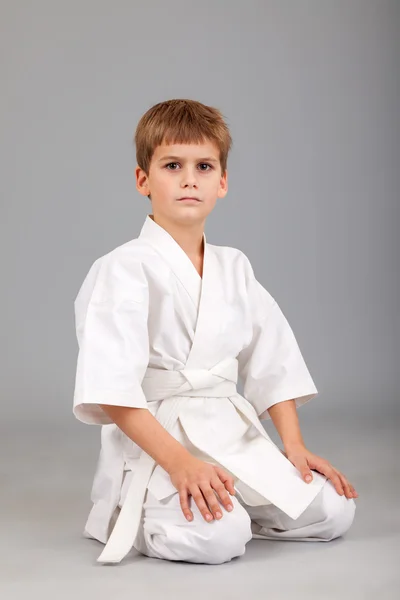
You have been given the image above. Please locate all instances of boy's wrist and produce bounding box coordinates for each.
[283,440,307,453]
[161,446,194,475]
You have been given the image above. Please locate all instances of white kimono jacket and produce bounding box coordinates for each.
[73,214,325,563]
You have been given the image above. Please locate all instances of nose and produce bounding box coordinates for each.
[180,166,198,189]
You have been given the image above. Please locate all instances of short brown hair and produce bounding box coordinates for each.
[134,99,232,175]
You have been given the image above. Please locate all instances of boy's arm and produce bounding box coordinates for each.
[267,399,306,451]
[99,404,237,522]
[267,399,358,498]
[237,252,319,422]
[99,404,192,473]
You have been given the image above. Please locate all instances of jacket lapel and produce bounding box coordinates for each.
[139,215,202,309]
[185,245,223,367]
[138,215,223,366]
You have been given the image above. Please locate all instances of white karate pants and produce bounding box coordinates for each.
[132,477,356,564]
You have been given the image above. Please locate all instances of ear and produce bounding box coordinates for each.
[217,169,228,199]
[135,165,150,197]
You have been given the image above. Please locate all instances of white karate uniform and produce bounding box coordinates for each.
[73,215,356,564]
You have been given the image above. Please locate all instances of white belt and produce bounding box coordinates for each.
[97,357,240,564]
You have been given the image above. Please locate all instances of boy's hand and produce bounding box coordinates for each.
[168,456,236,523]
[282,445,358,499]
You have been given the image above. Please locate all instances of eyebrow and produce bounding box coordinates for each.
[158,155,219,164]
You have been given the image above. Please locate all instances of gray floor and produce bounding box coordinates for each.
[1,413,399,600]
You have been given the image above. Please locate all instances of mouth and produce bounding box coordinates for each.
[177,197,201,202]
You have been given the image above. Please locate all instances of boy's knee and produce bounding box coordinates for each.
[143,496,252,564]
[201,501,253,563]
[320,484,357,541]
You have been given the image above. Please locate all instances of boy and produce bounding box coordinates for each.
[73,98,357,565]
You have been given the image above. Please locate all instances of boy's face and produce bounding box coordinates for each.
[135,140,228,226]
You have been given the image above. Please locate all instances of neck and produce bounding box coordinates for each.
[150,213,205,258]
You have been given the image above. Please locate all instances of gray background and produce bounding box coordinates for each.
[1,1,399,598]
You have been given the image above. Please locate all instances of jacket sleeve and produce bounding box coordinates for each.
[237,253,318,421]
[72,252,150,425]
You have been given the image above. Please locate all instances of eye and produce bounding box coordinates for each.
[164,162,214,171]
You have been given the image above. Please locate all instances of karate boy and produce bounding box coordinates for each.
[73,98,358,565]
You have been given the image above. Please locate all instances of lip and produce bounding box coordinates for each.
[177,197,201,202]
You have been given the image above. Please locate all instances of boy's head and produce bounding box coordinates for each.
[134,99,232,227]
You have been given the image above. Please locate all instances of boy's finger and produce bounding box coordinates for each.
[334,469,356,498]
[322,467,344,496]
[215,467,236,495]
[190,485,214,522]
[293,458,313,483]
[179,488,193,521]
[212,480,234,513]
[226,479,236,495]
[201,486,224,520]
